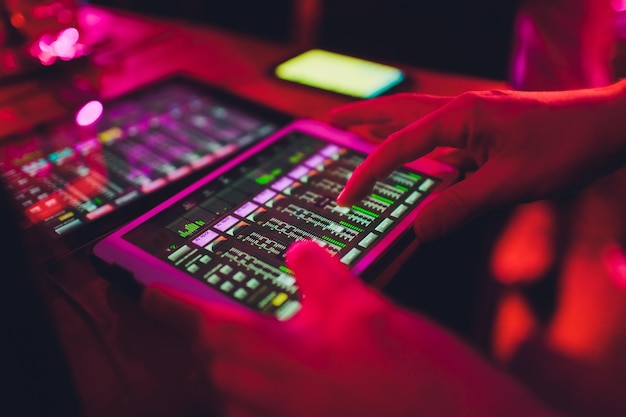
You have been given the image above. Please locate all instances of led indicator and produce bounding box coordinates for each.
[351,205,379,218]
[371,194,394,205]
[322,236,346,248]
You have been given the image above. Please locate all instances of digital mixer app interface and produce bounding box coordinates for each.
[122,131,438,319]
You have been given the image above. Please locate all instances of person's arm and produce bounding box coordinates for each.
[143,240,565,417]
[331,79,626,242]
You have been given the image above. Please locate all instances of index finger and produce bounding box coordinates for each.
[337,100,468,206]
[329,93,452,127]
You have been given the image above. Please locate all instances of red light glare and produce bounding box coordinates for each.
[604,244,626,289]
[612,0,626,12]
[75,100,103,127]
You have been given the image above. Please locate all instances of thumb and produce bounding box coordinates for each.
[285,240,359,303]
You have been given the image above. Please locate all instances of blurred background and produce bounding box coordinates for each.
[0,0,520,84]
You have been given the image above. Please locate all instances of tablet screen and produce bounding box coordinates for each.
[120,129,439,319]
[0,76,287,241]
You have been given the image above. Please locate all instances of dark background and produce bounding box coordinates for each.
[86,0,519,81]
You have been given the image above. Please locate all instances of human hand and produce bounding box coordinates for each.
[142,240,559,417]
[331,84,626,243]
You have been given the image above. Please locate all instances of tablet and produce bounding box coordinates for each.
[92,119,458,320]
[0,74,291,263]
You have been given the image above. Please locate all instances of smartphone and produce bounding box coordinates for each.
[274,49,407,99]
[92,119,458,320]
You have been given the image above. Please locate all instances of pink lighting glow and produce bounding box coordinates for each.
[75,100,103,127]
[604,244,626,289]
[612,0,626,12]
[32,27,86,65]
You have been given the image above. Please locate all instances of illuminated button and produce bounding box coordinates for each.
[233,272,246,282]
[246,278,260,289]
[59,212,75,221]
[234,288,248,300]
[328,223,345,233]
[304,154,325,169]
[234,202,258,217]
[271,177,293,192]
[253,189,276,204]
[115,190,140,205]
[54,219,82,235]
[141,178,167,193]
[276,300,302,321]
[86,204,114,220]
[276,274,296,288]
[193,229,219,247]
[375,218,394,233]
[199,255,211,264]
[288,165,308,180]
[340,248,362,265]
[220,265,233,275]
[332,205,351,215]
[187,264,199,274]
[214,215,238,232]
[418,178,435,192]
[220,281,234,293]
[167,166,191,181]
[320,144,341,158]
[271,292,289,307]
[168,245,192,262]
[214,143,237,157]
[405,191,421,205]
[390,204,408,218]
[190,154,214,169]
[207,274,220,285]
[358,232,378,248]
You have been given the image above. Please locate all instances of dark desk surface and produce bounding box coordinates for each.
[2,5,508,417]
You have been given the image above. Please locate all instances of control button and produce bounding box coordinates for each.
[234,202,259,217]
[220,265,233,275]
[288,165,308,180]
[320,144,340,158]
[304,154,325,169]
[233,271,246,282]
[167,245,192,262]
[405,191,421,205]
[375,218,394,233]
[187,264,199,274]
[199,255,212,264]
[214,215,238,232]
[207,274,220,285]
[192,229,219,247]
[271,177,293,192]
[390,204,408,218]
[340,248,362,265]
[253,189,276,205]
[246,278,260,289]
[358,232,378,248]
[276,274,296,288]
[418,178,435,192]
[271,292,289,307]
[220,281,234,293]
[234,288,248,300]
[276,300,302,321]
